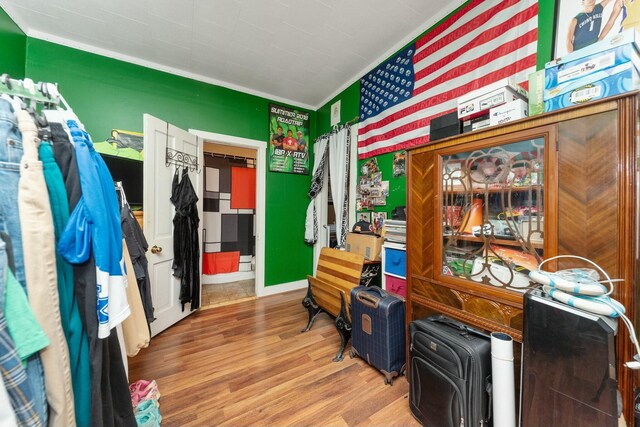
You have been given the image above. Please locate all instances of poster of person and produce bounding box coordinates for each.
[393,151,406,177]
[554,0,626,58]
[269,104,310,174]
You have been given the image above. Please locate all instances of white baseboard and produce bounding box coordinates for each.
[202,271,255,285]
[257,279,307,297]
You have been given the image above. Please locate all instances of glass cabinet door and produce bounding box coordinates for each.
[440,137,544,292]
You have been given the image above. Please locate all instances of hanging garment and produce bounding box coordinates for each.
[0,99,48,427]
[0,368,18,427]
[39,139,91,427]
[59,120,130,338]
[328,125,352,248]
[120,205,154,325]
[120,240,150,357]
[0,238,42,427]
[170,168,200,311]
[16,111,76,427]
[1,232,49,364]
[52,120,135,427]
[51,121,101,427]
[304,135,329,244]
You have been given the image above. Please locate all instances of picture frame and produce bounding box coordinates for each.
[357,212,371,223]
[553,0,626,59]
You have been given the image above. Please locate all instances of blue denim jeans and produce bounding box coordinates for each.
[0,98,47,426]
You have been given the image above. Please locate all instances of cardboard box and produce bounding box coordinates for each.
[544,62,640,112]
[546,29,640,70]
[528,69,545,116]
[430,111,461,141]
[490,99,528,126]
[463,113,490,133]
[545,43,640,97]
[457,77,528,119]
[345,232,383,261]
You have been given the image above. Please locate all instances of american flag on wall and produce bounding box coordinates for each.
[358,0,538,159]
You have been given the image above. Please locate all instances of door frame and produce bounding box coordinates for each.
[189,129,266,297]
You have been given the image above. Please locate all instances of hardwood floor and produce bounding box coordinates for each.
[128,289,420,427]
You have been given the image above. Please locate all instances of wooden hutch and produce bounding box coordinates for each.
[406,92,639,422]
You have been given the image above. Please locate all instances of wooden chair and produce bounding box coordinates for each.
[301,247,365,361]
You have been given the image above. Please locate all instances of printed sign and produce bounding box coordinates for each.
[269,104,310,174]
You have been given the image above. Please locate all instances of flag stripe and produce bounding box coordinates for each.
[415,0,486,50]
[359,55,537,150]
[358,0,538,159]
[414,0,521,63]
[413,29,538,98]
[360,43,537,140]
[414,7,538,82]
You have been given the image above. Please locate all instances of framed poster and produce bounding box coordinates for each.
[269,103,310,174]
[554,0,625,59]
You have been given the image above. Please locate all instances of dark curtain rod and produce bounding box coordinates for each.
[204,151,255,161]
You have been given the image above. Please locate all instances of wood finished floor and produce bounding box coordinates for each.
[128,289,420,427]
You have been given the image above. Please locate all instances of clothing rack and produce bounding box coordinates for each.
[0,74,62,106]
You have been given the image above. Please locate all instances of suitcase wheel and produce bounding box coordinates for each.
[384,377,393,386]
[349,349,357,359]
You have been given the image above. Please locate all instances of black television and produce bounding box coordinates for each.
[520,289,619,427]
[100,154,144,207]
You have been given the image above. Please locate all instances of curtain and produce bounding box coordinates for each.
[328,125,351,247]
[304,135,329,244]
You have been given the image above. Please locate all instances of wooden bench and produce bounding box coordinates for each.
[301,247,365,361]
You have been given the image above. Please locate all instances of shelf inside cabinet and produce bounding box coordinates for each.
[444,234,543,249]
[445,185,543,194]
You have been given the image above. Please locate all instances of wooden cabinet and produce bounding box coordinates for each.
[407,93,639,422]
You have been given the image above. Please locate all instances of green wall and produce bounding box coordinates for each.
[0,8,26,79]
[317,0,557,220]
[24,38,314,287]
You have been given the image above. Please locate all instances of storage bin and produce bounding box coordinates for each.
[384,248,406,278]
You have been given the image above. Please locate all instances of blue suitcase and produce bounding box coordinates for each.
[349,286,406,384]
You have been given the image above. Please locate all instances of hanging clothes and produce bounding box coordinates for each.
[17,110,76,427]
[39,137,91,427]
[120,204,154,325]
[0,98,48,427]
[170,168,200,311]
[120,240,150,357]
[58,120,130,338]
[50,118,135,427]
[0,239,42,427]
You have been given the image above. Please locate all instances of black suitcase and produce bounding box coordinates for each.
[409,315,492,427]
[349,286,406,384]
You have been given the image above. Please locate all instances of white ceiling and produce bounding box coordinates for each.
[1,0,463,109]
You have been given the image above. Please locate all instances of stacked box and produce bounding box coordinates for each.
[430,111,462,141]
[528,69,545,116]
[544,30,640,112]
[458,77,528,119]
[490,99,528,126]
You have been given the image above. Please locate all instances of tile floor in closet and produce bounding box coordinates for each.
[201,279,256,308]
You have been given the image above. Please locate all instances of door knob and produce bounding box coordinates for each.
[151,245,163,254]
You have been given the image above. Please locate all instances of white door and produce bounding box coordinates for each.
[143,114,203,336]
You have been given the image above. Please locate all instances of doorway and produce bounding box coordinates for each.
[190,129,267,298]
[200,143,257,308]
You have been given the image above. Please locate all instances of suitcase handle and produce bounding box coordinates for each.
[356,292,380,308]
[430,315,491,339]
[431,315,473,333]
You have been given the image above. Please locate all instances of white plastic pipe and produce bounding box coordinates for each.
[491,332,516,427]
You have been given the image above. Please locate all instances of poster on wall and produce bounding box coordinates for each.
[554,0,628,59]
[268,103,310,174]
